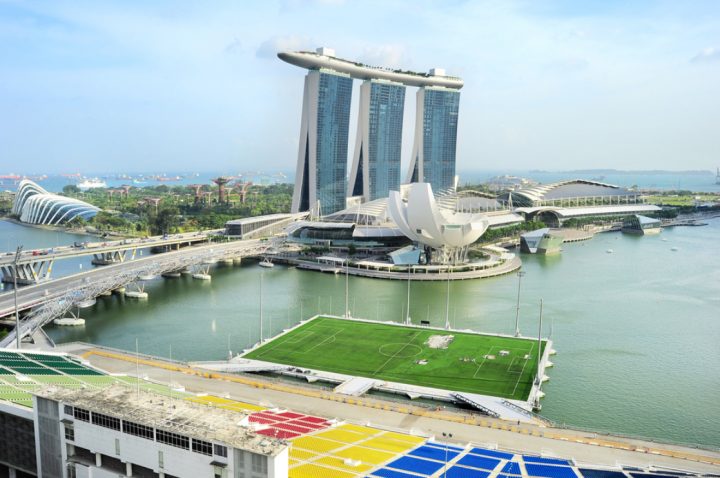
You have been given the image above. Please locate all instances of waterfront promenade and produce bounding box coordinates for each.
[55,342,720,474]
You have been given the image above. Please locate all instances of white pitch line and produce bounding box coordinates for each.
[510,342,535,397]
[473,346,497,379]
[302,329,342,354]
[372,331,422,376]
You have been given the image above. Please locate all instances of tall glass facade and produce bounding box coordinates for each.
[367,82,405,200]
[351,81,405,202]
[315,71,353,215]
[420,87,460,193]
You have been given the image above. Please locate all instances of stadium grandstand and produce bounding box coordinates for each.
[0,348,713,477]
[11,179,99,225]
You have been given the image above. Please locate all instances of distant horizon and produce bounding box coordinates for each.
[3,167,717,176]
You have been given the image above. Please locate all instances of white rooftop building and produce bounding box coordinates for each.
[33,385,288,478]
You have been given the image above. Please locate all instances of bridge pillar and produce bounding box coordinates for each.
[91,250,128,265]
[0,260,54,285]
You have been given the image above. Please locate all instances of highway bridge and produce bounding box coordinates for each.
[0,237,275,348]
[0,229,224,285]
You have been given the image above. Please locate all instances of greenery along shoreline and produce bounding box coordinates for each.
[2,182,718,239]
[4,183,293,237]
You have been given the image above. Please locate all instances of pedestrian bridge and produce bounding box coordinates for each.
[0,237,274,348]
[0,229,223,285]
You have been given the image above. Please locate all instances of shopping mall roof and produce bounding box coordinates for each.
[515,204,661,218]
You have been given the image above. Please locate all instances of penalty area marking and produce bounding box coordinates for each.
[299,329,344,354]
[510,342,536,397]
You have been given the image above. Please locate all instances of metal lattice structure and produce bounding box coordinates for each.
[1,239,274,348]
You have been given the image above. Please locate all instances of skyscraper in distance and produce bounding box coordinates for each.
[407,80,461,193]
[348,80,406,202]
[290,63,353,215]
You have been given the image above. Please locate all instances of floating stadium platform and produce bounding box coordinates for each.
[198,316,554,423]
[2,347,714,478]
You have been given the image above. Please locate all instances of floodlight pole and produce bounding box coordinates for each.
[444,268,451,330]
[259,272,264,342]
[536,298,543,386]
[135,338,140,401]
[514,270,526,337]
[406,267,411,325]
[344,258,349,318]
[12,246,23,349]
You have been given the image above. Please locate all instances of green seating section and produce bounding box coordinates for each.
[0,350,181,408]
[0,352,102,376]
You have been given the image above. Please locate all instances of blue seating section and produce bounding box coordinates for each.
[444,467,491,478]
[469,447,516,460]
[409,445,461,462]
[370,469,421,478]
[502,461,523,475]
[525,463,579,478]
[426,441,465,452]
[456,454,501,471]
[524,456,571,466]
[367,438,704,478]
[385,456,445,476]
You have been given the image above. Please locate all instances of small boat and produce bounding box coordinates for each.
[192,273,212,281]
[606,249,614,254]
[77,178,107,190]
[53,317,86,326]
[162,271,182,278]
[670,247,679,252]
[137,274,157,281]
[259,258,274,268]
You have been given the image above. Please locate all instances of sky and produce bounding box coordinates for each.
[0,0,719,175]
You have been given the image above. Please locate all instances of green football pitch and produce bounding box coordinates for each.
[243,316,546,401]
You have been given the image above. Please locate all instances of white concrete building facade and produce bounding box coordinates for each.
[33,386,288,478]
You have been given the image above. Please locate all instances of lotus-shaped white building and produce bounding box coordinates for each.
[12,180,100,225]
[388,183,489,264]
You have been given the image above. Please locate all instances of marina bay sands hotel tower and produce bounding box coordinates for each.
[279,47,463,215]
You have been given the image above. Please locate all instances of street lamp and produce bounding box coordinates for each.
[12,246,23,349]
[344,258,350,318]
[406,266,412,325]
[514,270,526,337]
[441,432,453,477]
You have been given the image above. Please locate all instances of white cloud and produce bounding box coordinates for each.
[691,46,720,63]
[256,35,314,59]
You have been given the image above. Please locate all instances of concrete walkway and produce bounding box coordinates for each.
[59,343,720,475]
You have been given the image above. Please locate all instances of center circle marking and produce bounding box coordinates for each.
[378,343,422,358]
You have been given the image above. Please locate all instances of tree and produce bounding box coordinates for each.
[63,184,80,195]
[66,216,87,229]
[152,206,180,234]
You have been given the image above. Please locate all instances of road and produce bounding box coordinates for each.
[0,229,224,267]
[0,237,272,346]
